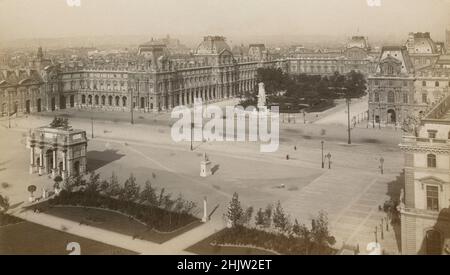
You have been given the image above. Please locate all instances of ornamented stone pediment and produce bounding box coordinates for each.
[380,55,402,65]
[419,176,447,191]
[379,56,403,75]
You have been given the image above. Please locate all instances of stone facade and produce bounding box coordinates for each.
[399,94,450,255]
[368,46,416,127]
[368,32,450,127]
[288,36,378,76]
[1,35,381,117]
[27,126,88,179]
[53,36,284,113]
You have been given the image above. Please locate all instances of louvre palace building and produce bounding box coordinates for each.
[368,32,450,127]
[1,35,377,116]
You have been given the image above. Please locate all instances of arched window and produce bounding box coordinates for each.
[374,92,379,103]
[81,95,86,104]
[115,96,120,106]
[108,96,113,106]
[427,154,436,168]
[435,81,439,87]
[422,81,426,87]
[101,95,105,105]
[122,96,127,106]
[94,95,99,105]
[88,95,92,104]
[388,91,395,103]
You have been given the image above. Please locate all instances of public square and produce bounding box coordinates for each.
[0,99,404,254]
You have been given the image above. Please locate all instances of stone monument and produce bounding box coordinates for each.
[202,196,209,222]
[257,82,267,110]
[200,153,212,177]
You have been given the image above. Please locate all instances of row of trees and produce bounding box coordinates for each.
[223,193,336,254]
[242,68,366,110]
[50,172,199,231]
[61,172,198,215]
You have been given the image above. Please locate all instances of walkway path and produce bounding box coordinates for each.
[11,208,224,255]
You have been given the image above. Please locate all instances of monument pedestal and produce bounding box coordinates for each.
[200,153,212,177]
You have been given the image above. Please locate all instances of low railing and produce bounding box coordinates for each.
[402,135,449,145]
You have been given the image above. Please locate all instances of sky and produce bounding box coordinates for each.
[0,0,449,44]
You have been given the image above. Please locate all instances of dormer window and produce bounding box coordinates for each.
[387,65,394,75]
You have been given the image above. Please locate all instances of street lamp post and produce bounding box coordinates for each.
[346,97,351,144]
[374,226,378,244]
[8,91,11,129]
[91,117,94,139]
[130,87,134,125]
[190,122,194,151]
[379,157,384,174]
[321,141,324,168]
[303,111,306,124]
[326,153,332,169]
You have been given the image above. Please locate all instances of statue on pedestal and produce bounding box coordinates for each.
[257,82,267,110]
[200,153,212,177]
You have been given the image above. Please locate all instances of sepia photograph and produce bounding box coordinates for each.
[0,0,449,262]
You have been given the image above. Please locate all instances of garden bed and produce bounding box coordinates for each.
[28,190,201,243]
[187,226,336,255]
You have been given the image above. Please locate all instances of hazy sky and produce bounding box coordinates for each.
[0,0,449,42]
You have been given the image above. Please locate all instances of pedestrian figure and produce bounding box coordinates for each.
[286,154,290,160]
[294,146,297,151]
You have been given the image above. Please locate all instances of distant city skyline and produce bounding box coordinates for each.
[0,0,449,46]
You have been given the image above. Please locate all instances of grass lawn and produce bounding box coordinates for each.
[0,214,136,255]
[186,228,277,255]
[33,203,201,244]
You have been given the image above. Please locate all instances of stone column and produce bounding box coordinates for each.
[38,149,44,176]
[29,146,35,174]
[62,150,67,179]
[202,196,208,222]
[52,149,57,177]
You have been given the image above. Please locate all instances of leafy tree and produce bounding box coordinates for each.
[225,192,244,227]
[139,180,158,206]
[0,194,10,213]
[102,172,121,197]
[120,174,140,202]
[263,204,273,228]
[241,206,254,226]
[85,172,100,194]
[272,201,290,232]
[27,185,37,197]
[343,70,367,99]
[255,208,265,227]
[310,211,336,249]
[53,175,63,189]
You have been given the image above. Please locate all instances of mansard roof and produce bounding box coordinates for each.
[196,36,231,55]
[0,69,43,87]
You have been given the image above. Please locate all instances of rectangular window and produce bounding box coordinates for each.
[426,186,439,211]
[422,94,428,103]
[403,93,408,104]
[428,131,436,139]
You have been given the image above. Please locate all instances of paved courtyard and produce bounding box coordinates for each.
[0,99,405,254]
